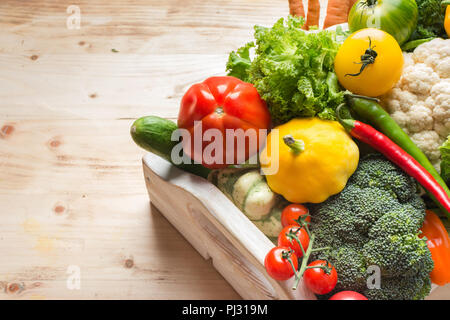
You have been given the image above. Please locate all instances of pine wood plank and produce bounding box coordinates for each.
[1,0,289,299]
[1,0,447,301]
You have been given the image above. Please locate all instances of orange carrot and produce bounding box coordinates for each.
[289,0,305,18]
[323,0,357,29]
[304,0,320,30]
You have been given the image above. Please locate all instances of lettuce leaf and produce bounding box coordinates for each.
[409,0,447,41]
[440,135,450,185]
[226,42,254,83]
[226,16,345,124]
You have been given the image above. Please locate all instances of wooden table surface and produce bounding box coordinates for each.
[1,0,449,300]
[0,0,298,300]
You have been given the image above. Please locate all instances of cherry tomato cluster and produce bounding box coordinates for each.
[264,204,367,300]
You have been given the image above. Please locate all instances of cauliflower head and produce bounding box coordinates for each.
[381,39,450,170]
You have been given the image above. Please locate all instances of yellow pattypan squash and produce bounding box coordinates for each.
[260,118,359,203]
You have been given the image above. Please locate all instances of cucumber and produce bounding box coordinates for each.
[130,116,211,179]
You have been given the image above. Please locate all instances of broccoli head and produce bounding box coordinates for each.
[363,275,432,301]
[310,154,434,300]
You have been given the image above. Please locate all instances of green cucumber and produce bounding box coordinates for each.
[130,116,211,179]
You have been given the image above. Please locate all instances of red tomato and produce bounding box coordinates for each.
[177,76,271,169]
[277,225,310,258]
[264,246,298,281]
[281,204,310,228]
[329,291,368,300]
[303,260,338,295]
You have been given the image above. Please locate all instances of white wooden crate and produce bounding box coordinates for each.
[142,152,450,300]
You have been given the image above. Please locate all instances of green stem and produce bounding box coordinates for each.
[292,234,315,290]
[304,224,311,239]
[287,256,300,280]
[282,249,300,280]
[326,72,341,98]
[335,104,355,132]
[345,93,380,103]
[305,265,327,270]
[401,38,434,52]
[311,247,331,253]
[305,262,332,274]
[283,135,305,154]
[294,232,307,257]
[286,227,307,257]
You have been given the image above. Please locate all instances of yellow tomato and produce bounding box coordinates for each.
[334,28,404,97]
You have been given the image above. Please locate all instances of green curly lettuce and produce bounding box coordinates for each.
[226,42,254,83]
[408,0,447,41]
[226,16,346,125]
[440,135,450,185]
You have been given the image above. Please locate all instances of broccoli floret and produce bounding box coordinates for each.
[363,275,432,301]
[363,233,432,278]
[368,208,425,238]
[310,154,434,300]
[314,245,367,295]
[349,154,419,203]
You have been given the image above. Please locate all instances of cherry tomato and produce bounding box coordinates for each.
[334,28,403,97]
[281,204,310,228]
[177,76,271,169]
[277,225,310,258]
[303,260,338,295]
[329,291,368,300]
[264,246,298,281]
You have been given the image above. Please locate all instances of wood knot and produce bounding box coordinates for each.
[78,41,85,46]
[30,55,39,61]
[124,259,134,269]
[89,93,97,99]
[6,282,22,294]
[0,124,14,138]
[53,204,66,215]
[48,137,61,148]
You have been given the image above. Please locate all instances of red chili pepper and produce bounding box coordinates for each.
[336,106,450,213]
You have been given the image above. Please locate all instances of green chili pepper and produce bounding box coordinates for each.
[346,95,450,217]
[401,38,434,52]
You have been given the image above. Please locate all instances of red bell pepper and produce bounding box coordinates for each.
[177,76,271,169]
[420,210,450,286]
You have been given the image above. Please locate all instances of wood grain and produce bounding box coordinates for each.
[0,0,295,300]
[1,0,448,301]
